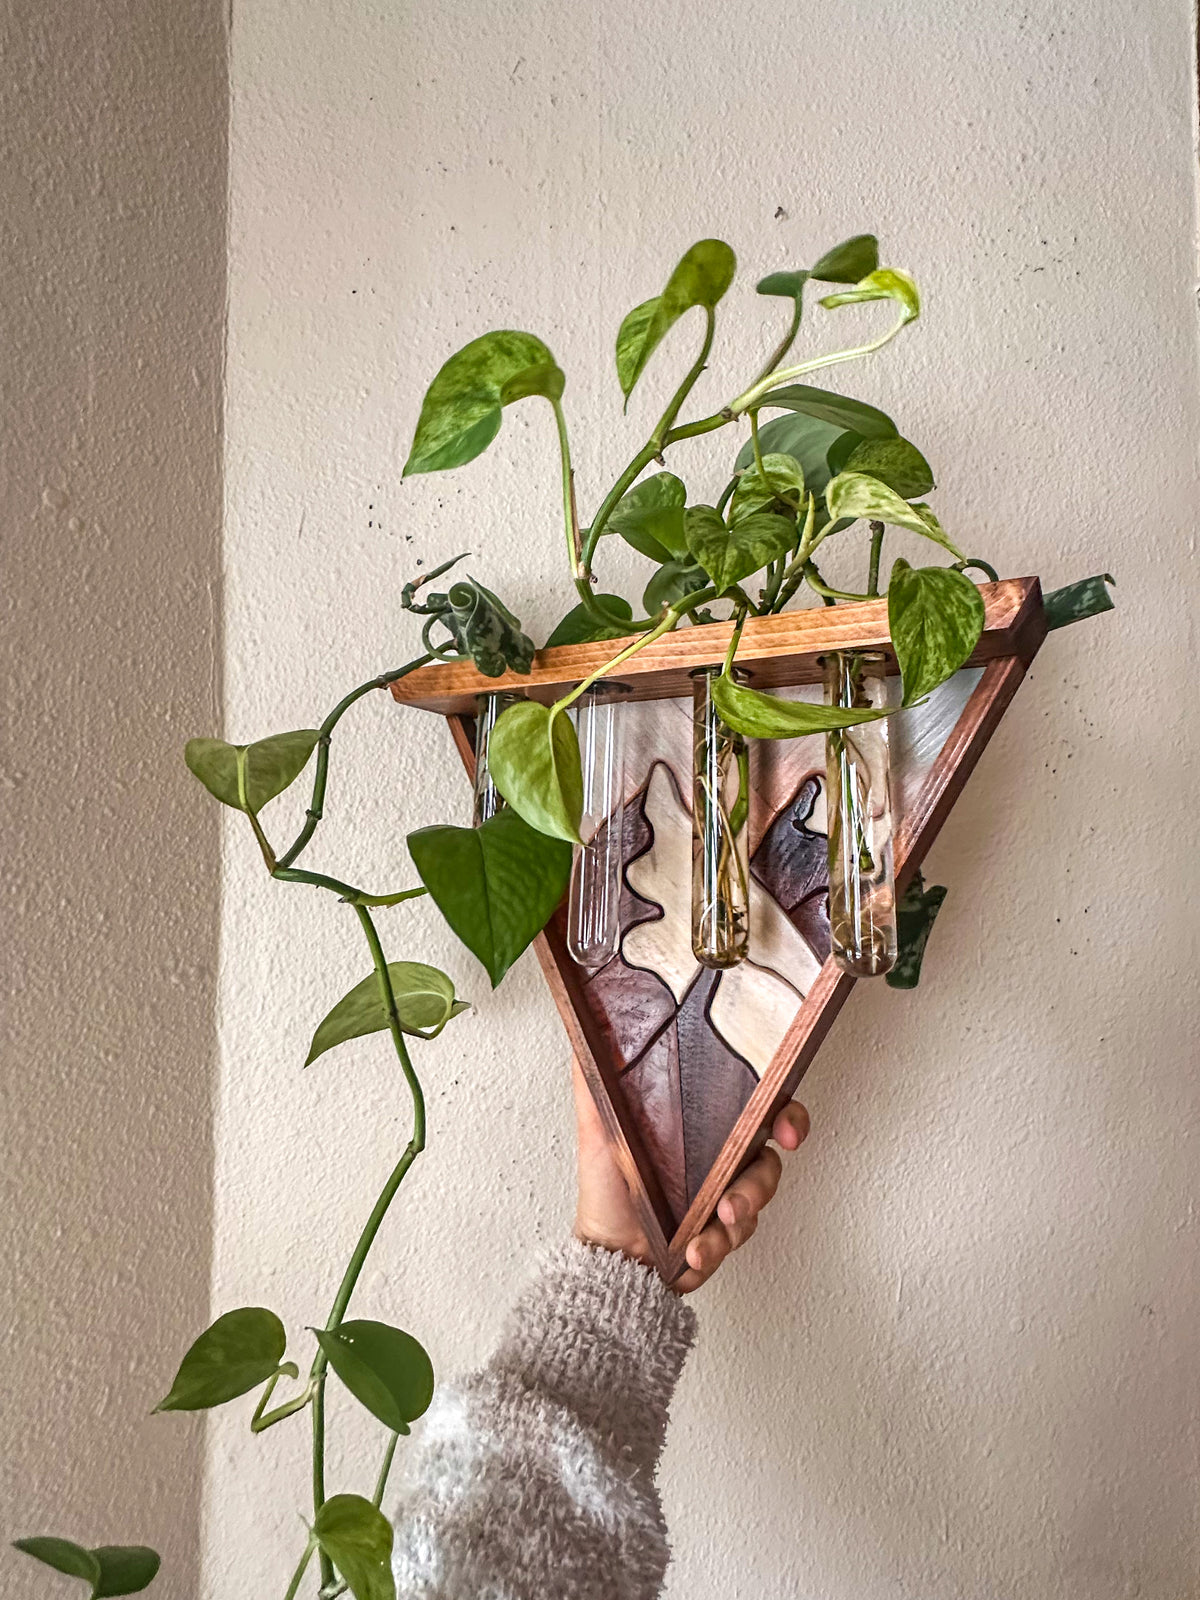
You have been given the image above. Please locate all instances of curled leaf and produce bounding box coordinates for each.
[313,1320,434,1434]
[403,330,564,476]
[156,1308,287,1412]
[756,383,897,437]
[1043,572,1116,631]
[440,579,535,677]
[712,675,890,740]
[305,963,468,1065]
[887,559,986,706]
[756,269,808,301]
[820,266,920,323]
[616,239,736,400]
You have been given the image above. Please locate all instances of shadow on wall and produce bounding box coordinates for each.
[0,0,227,1591]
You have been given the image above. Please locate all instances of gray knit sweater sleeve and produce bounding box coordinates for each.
[391,1238,698,1599]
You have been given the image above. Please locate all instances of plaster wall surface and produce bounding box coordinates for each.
[1,2,227,1594]
[212,2,1199,1596]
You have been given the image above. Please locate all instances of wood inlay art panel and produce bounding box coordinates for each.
[408,587,1046,1280]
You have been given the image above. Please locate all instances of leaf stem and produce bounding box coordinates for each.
[372,1433,401,1509]
[276,656,436,872]
[283,1538,318,1600]
[867,521,885,597]
[252,1371,316,1434]
[650,307,715,451]
[552,588,715,717]
[581,442,661,568]
[727,309,911,415]
[551,398,583,579]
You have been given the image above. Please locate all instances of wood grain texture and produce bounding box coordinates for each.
[433,611,1043,1283]
[393,578,1045,714]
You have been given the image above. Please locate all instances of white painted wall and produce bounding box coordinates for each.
[2,1,226,1595]
[212,2,1199,1596]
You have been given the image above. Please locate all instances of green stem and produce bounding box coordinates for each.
[714,474,739,517]
[581,441,660,568]
[956,556,1000,583]
[251,1367,314,1434]
[804,563,870,603]
[721,607,748,676]
[372,1433,401,1509]
[749,295,804,390]
[748,410,767,481]
[769,494,820,613]
[650,307,715,450]
[551,588,715,718]
[727,310,911,415]
[867,521,885,597]
[552,398,583,578]
[277,656,436,871]
[283,1539,318,1600]
[273,865,427,907]
[309,903,427,1584]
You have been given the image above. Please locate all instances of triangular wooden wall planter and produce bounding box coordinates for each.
[393,578,1047,1281]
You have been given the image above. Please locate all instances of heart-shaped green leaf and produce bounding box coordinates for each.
[313,1496,395,1600]
[13,1540,161,1598]
[605,472,688,561]
[305,964,468,1066]
[826,472,963,558]
[711,674,891,740]
[313,1320,434,1434]
[642,556,710,614]
[545,596,635,647]
[156,1308,287,1412]
[616,239,736,400]
[403,330,564,476]
[185,730,321,816]
[886,870,948,990]
[754,383,897,438]
[408,810,571,988]
[888,559,986,706]
[811,233,880,283]
[684,506,793,595]
[1043,572,1116,631]
[841,436,934,499]
[729,453,806,521]
[756,269,809,300]
[734,414,845,502]
[487,700,583,844]
[820,266,920,323]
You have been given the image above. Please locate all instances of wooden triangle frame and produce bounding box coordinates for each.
[392,577,1047,1281]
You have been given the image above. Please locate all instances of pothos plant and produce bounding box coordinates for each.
[16,233,1112,1599]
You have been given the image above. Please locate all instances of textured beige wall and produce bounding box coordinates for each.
[1,2,227,1595]
[208,1,1199,1596]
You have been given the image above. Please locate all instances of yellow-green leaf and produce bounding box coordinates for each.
[712,674,890,740]
[683,506,793,596]
[820,266,920,322]
[488,700,583,844]
[403,330,564,476]
[616,239,736,399]
[313,1496,395,1600]
[887,559,986,706]
[826,472,963,558]
[305,964,468,1066]
[729,453,806,521]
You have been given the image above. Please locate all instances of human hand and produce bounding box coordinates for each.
[571,1059,810,1293]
